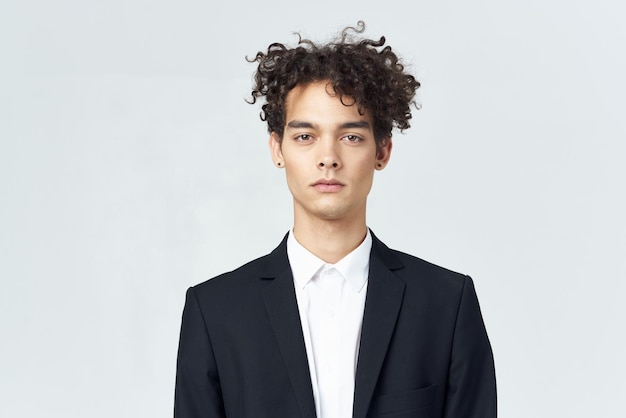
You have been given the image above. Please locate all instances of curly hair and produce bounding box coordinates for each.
[247,22,420,146]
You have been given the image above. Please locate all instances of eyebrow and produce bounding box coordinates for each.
[339,121,371,129]
[286,120,316,129]
[286,120,371,130]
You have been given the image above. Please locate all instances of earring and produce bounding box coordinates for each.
[377,163,382,167]
[277,162,282,166]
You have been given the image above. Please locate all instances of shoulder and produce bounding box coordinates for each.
[382,246,481,321]
[181,252,277,324]
[372,234,470,296]
[394,249,467,284]
[190,234,289,298]
[192,252,273,295]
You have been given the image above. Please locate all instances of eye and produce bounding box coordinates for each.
[294,134,313,142]
[342,134,363,143]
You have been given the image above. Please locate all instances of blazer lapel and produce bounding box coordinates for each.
[261,238,317,418]
[352,234,406,418]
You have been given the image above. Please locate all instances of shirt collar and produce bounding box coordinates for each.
[287,229,372,293]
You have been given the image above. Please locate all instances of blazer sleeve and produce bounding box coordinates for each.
[443,276,497,418]
[174,287,226,418]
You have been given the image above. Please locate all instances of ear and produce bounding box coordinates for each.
[269,132,284,167]
[375,136,392,170]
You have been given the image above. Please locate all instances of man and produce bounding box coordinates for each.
[175,22,496,418]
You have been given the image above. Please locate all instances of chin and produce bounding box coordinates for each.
[312,205,355,221]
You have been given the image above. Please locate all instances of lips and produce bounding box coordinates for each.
[312,178,345,192]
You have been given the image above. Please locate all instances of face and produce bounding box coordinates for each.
[270,81,392,224]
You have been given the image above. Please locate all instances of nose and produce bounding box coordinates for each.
[317,139,341,169]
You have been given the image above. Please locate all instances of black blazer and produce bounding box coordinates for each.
[174,232,496,418]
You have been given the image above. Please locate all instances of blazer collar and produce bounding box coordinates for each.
[260,230,404,275]
[261,230,406,418]
[353,231,406,418]
[261,233,316,418]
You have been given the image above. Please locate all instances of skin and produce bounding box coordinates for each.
[269,80,392,263]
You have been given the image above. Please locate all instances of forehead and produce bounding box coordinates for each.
[284,81,373,126]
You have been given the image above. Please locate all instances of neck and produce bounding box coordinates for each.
[292,213,368,264]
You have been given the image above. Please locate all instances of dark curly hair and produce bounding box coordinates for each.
[247,22,420,147]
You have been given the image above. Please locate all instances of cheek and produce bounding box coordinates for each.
[354,155,377,176]
[283,166,305,192]
[361,174,375,192]
[282,149,309,168]
[353,167,375,192]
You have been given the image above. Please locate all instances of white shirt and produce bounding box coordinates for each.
[287,230,371,418]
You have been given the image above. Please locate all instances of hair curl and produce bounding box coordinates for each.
[247,22,420,146]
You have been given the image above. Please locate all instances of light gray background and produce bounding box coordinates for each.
[1,1,625,417]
